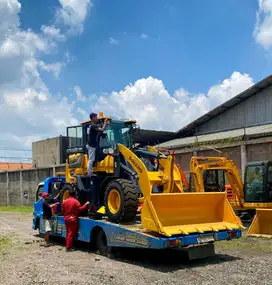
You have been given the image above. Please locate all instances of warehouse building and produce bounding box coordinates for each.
[157,74,272,178]
[32,136,68,167]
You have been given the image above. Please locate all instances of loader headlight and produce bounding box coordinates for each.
[103,148,114,155]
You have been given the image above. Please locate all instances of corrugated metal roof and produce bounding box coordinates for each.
[176,74,272,137]
[132,129,175,145]
[157,123,272,149]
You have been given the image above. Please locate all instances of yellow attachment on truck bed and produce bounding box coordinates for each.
[141,192,244,237]
[247,209,272,238]
[117,144,244,237]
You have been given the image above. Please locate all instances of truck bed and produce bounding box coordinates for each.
[36,215,242,250]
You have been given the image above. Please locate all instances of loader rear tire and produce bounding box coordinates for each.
[104,179,138,223]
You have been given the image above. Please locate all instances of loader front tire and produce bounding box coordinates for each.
[104,179,138,223]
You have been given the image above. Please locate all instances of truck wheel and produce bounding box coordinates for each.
[104,179,138,223]
[96,229,109,256]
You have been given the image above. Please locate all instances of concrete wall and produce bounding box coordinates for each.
[0,165,65,206]
[32,136,68,167]
[196,85,272,135]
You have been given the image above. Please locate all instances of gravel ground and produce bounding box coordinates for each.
[0,212,272,285]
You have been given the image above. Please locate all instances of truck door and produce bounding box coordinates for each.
[33,183,44,219]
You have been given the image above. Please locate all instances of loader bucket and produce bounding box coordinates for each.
[141,192,243,237]
[247,209,272,238]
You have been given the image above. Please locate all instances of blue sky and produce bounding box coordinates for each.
[19,0,271,94]
[0,0,272,161]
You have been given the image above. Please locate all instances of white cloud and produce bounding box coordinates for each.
[254,0,272,49]
[140,33,148,40]
[74,85,87,101]
[56,0,93,34]
[109,37,119,45]
[39,61,63,78]
[91,72,254,131]
[41,25,65,41]
[0,0,256,162]
[0,0,82,161]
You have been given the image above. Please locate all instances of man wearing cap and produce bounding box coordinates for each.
[86,113,108,176]
[61,189,90,251]
[41,192,59,247]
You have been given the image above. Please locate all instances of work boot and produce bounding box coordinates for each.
[66,248,74,252]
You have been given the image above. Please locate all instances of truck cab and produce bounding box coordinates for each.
[32,176,66,231]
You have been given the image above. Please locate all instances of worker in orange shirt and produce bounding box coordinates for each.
[61,188,90,251]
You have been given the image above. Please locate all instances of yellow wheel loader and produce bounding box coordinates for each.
[61,113,243,237]
[188,156,272,237]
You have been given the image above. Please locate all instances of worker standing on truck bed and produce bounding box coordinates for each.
[86,112,108,176]
[41,192,59,247]
[61,189,90,252]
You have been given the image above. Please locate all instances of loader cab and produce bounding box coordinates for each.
[244,161,272,203]
[66,118,136,160]
[203,169,226,192]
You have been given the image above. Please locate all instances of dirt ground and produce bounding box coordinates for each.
[0,212,272,285]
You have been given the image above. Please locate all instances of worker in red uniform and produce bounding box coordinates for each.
[61,188,90,252]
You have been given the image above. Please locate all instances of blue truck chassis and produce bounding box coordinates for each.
[32,176,242,260]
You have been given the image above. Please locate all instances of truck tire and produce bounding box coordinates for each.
[104,179,138,223]
[96,229,108,256]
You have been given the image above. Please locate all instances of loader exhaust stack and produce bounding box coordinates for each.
[247,209,272,238]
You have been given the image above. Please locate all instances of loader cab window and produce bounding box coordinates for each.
[188,174,196,192]
[244,165,265,202]
[67,125,83,148]
[266,165,272,202]
[102,121,134,148]
[203,170,225,192]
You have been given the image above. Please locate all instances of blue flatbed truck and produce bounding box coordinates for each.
[32,177,242,260]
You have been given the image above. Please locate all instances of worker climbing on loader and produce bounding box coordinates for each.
[86,112,108,176]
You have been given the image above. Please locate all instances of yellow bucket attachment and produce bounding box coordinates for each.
[141,192,244,237]
[247,209,272,238]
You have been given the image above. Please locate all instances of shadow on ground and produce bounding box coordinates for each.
[107,247,241,273]
[35,234,242,273]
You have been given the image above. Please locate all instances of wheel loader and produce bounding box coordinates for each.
[59,113,243,237]
[187,156,272,237]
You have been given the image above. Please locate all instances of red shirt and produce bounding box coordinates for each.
[62,197,88,222]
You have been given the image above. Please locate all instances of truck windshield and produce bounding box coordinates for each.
[102,121,134,148]
[244,165,265,202]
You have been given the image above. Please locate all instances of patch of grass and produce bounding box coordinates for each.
[0,206,33,213]
[217,237,272,252]
[0,235,13,255]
